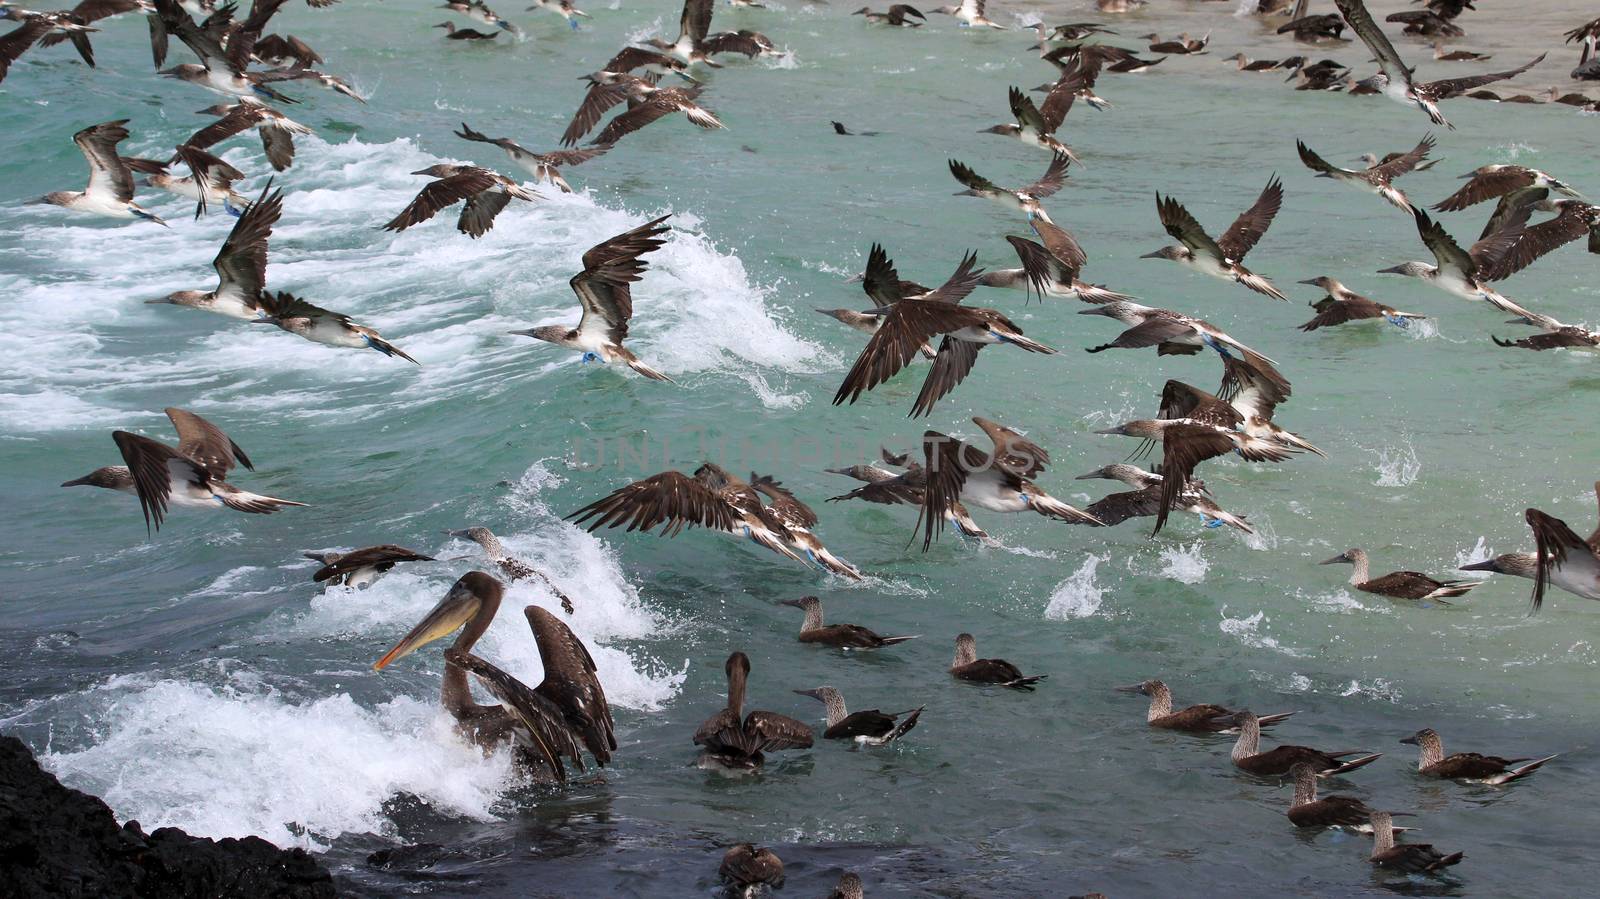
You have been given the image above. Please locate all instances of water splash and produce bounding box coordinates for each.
[1455,536,1494,574]
[1370,442,1421,487]
[1045,554,1109,619]
[1157,541,1208,584]
[1218,607,1305,657]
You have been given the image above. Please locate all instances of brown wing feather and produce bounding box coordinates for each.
[384,170,498,232]
[567,470,737,535]
[527,605,617,763]
[165,407,251,479]
[112,430,207,533]
[1154,426,1236,536]
[1218,176,1284,262]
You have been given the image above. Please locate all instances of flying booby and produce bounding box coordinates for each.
[126,144,247,218]
[385,163,540,238]
[1144,177,1286,300]
[1320,548,1477,602]
[441,0,519,35]
[795,686,922,745]
[825,447,994,544]
[979,81,1081,164]
[780,596,918,649]
[561,72,668,147]
[1115,679,1291,732]
[588,86,723,146]
[719,844,785,897]
[949,153,1071,222]
[694,652,813,772]
[146,181,280,320]
[817,244,944,361]
[255,291,419,363]
[304,545,434,588]
[1378,207,1517,303]
[507,215,674,383]
[644,0,773,67]
[978,221,1138,305]
[63,407,305,533]
[1368,812,1464,874]
[1518,490,1600,612]
[373,572,616,780]
[525,0,586,29]
[930,0,1001,29]
[152,0,302,104]
[1485,293,1600,355]
[1433,164,1582,236]
[1230,710,1381,776]
[1296,134,1434,212]
[33,120,165,225]
[1152,360,1322,458]
[1478,200,1600,281]
[950,633,1046,690]
[852,4,922,26]
[455,123,609,193]
[1400,728,1556,784]
[1076,464,1253,532]
[1297,277,1425,331]
[445,526,576,614]
[1079,302,1291,398]
[185,101,312,173]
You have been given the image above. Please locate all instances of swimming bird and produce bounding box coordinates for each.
[525,0,586,29]
[589,86,723,146]
[435,20,498,39]
[694,652,813,772]
[978,222,1138,306]
[834,252,1057,418]
[930,0,1000,29]
[852,4,922,26]
[719,843,784,897]
[1478,200,1600,281]
[949,153,1070,222]
[1079,302,1290,397]
[828,872,864,899]
[507,215,674,383]
[372,572,615,780]
[1400,728,1555,784]
[64,407,305,533]
[1115,679,1291,732]
[127,144,247,217]
[780,596,918,649]
[185,101,312,173]
[1296,134,1433,212]
[1075,464,1253,532]
[304,545,434,589]
[1335,0,1544,128]
[979,81,1081,164]
[1297,277,1426,331]
[1433,42,1488,62]
[1142,32,1207,55]
[950,633,1045,690]
[1378,207,1518,304]
[825,448,994,544]
[33,120,165,225]
[1145,178,1285,300]
[1223,53,1288,72]
[1368,812,1464,874]
[1566,16,1600,80]
[385,164,539,238]
[1520,493,1600,612]
[831,121,881,135]
[795,686,922,745]
[441,0,519,35]
[1320,548,1477,602]
[916,417,1102,547]
[255,291,419,363]
[1231,710,1381,776]
[146,182,280,320]
[454,123,608,193]
[444,526,575,614]
[1285,763,1389,832]
[1285,58,1348,91]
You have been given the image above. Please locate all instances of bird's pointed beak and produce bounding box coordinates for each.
[443,528,471,538]
[1113,682,1146,693]
[954,189,979,197]
[1459,559,1500,573]
[144,297,172,304]
[1074,469,1106,480]
[1139,249,1163,259]
[373,582,482,670]
[1399,735,1419,745]
[792,688,823,699]
[1319,553,1350,565]
[779,598,804,608]
[1376,265,1407,275]
[60,475,92,487]
[843,273,865,284]
[1297,278,1321,286]
[1094,426,1127,436]
[506,329,537,337]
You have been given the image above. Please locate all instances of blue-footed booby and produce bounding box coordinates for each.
[1076,464,1252,532]
[1296,134,1434,212]
[186,102,312,173]
[34,120,165,224]
[386,163,540,238]
[1368,812,1464,874]
[1400,728,1556,784]
[1115,679,1291,731]
[1298,277,1425,331]
[445,526,576,613]
[780,596,918,649]
[950,633,1045,689]
[1320,548,1477,601]
[304,545,434,589]
[1230,710,1381,776]
[1144,177,1286,300]
[255,291,419,363]
[146,181,280,320]
[949,153,1070,222]
[795,686,922,744]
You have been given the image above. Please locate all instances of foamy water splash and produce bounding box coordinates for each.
[1045,553,1109,619]
[1370,442,1422,487]
[1157,541,1209,584]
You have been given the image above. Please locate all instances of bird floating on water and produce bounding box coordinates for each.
[795,686,923,745]
[719,843,785,897]
[950,632,1045,690]
[1230,710,1381,776]
[1368,811,1464,874]
[1320,548,1477,602]
[435,20,499,39]
[1115,679,1291,732]
[1285,762,1391,832]
[780,596,918,649]
[694,652,813,773]
[1400,727,1556,784]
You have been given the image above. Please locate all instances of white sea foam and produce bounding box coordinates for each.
[1045,553,1109,619]
[1370,442,1421,487]
[1218,607,1305,657]
[1157,541,1208,584]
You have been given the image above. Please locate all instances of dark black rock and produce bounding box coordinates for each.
[0,735,337,898]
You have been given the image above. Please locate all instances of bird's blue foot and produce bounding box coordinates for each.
[1202,517,1224,529]
[580,351,599,363]
[1387,315,1410,329]
[224,202,243,218]
[569,17,579,29]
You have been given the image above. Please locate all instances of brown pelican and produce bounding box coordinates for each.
[1320,548,1477,602]
[1368,812,1464,873]
[1115,679,1292,732]
[507,216,674,383]
[1296,135,1434,212]
[63,407,305,533]
[454,122,609,193]
[372,572,615,780]
[1286,763,1391,832]
[255,291,419,363]
[1400,728,1556,784]
[445,527,575,614]
[33,120,165,224]
[303,545,434,588]
[794,686,922,745]
[146,182,280,321]
[694,652,812,772]
[1230,710,1381,776]
[779,596,918,649]
[719,843,784,897]
[949,633,1045,690]
[1143,177,1286,300]
[385,163,540,239]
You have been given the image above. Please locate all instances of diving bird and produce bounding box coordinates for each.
[949,633,1045,690]
[795,686,923,745]
[1297,277,1425,332]
[525,0,586,29]
[435,20,498,39]
[127,144,247,218]
[833,252,1057,418]
[185,101,312,173]
[1145,177,1286,300]
[694,652,813,772]
[979,219,1138,306]
[719,844,785,897]
[1378,207,1518,303]
[1115,679,1291,732]
[63,407,305,533]
[915,417,1103,549]
[1075,464,1252,533]
[146,182,280,320]
[1335,0,1543,128]
[303,545,434,589]
[930,0,1000,28]
[1368,812,1464,874]
[1230,710,1381,776]
[444,527,575,614]
[255,291,419,363]
[372,572,616,780]
[507,215,674,383]
[980,82,1081,164]
[33,120,165,225]
[385,164,540,238]
[825,447,994,544]
[1285,763,1389,832]
[1079,302,1291,399]
[455,123,609,193]
[1320,548,1477,602]
[589,86,723,146]
[1296,135,1434,212]
[1400,728,1556,784]
[780,596,918,649]
[949,153,1071,222]
[441,0,519,35]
